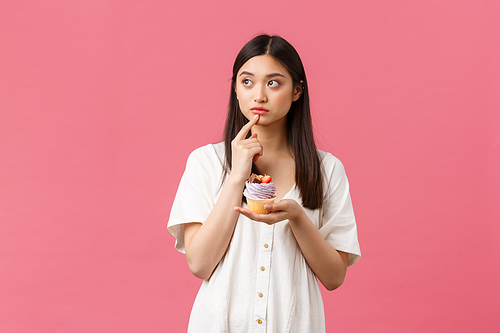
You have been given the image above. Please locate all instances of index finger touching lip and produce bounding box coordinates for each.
[235,115,259,141]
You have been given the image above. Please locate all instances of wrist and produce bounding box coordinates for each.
[226,173,247,187]
[286,202,307,225]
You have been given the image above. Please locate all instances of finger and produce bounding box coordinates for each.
[234,207,261,220]
[264,200,286,212]
[235,207,273,223]
[264,203,274,211]
[234,115,259,142]
[243,145,263,158]
[251,146,263,162]
[238,140,263,162]
[234,207,261,216]
[242,135,263,161]
[240,137,262,150]
[234,207,285,224]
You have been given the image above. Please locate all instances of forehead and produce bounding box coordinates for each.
[237,55,290,77]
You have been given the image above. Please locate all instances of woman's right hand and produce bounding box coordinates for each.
[230,114,262,183]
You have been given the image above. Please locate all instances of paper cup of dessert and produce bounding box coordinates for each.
[243,174,276,214]
[246,197,276,214]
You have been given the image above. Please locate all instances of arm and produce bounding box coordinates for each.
[184,115,262,280]
[235,200,348,290]
[287,204,349,290]
[183,176,246,280]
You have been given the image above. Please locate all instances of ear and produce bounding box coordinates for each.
[292,80,304,102]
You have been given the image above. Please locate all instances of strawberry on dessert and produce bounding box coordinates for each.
[261,175,272,183]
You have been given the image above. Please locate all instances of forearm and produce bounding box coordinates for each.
[185,115,262,279]
[289,212,348,291]
[184,175,245,279]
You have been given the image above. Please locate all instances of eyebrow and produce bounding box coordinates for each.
[239,71,286,79]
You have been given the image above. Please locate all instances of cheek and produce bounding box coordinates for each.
[236,92,246,108]
[236,91,251,116]
[274,92,293,109]
[236,89,248,103]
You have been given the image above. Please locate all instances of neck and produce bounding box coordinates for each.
[251,118,290,156]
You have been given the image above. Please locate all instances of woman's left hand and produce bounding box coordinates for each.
[234,199,304,224]
[236,198,348,290]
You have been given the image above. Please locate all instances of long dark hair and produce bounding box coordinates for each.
[223,34,323,210]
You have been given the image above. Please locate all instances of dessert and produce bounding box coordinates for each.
[243,174,276,214]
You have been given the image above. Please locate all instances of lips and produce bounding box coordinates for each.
[251,107,269,115]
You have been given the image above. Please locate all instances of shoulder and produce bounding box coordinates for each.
[186,143,225,172]
[317,149,344,174]
[187,142,226,169]
[317,149,350,193]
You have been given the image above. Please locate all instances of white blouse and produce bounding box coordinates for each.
[168,143,360,333]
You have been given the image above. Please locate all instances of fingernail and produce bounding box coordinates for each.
[253,115,259,120]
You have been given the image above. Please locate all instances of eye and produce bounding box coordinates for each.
[268,80,280,87]
[242,78,252,86]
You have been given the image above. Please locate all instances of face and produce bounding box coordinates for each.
[235,55,302,127]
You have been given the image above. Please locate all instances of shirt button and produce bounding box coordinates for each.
[264,244,269,248]
[258,293,263,298]
[257,319,263,324]
[260,266,265,271]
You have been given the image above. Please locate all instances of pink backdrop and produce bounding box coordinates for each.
[1,1,499,332]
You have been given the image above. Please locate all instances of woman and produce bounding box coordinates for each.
[168,34,360,332]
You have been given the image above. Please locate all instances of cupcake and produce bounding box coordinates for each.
[243,174,276,214]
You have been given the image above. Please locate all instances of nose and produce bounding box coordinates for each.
[253,85,267,103]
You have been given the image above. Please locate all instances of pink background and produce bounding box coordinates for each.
[1,1,499,332]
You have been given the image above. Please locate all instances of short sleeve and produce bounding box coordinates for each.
[167,144,223,253]
[318,153,361,266]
